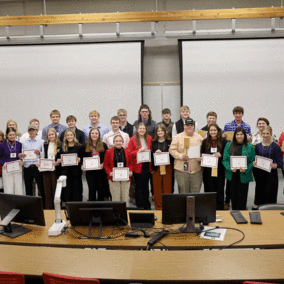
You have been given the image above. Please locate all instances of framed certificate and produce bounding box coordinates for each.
[113,167,129,181]
[230,156,247,169]
[23,149,38,161]
[61,154,78,167]
[198,130,208,139]
[224,132,234,141]
[201,154,218,168]
[39,158,54,172]
[83,157,100,170]
[154,152,170,166]
[255,155,272,173]
[187,145,201,158]
[6,161,22,174]
[137,150,151,163]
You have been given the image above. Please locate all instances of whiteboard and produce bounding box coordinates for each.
[181,38,284,137]
[0,42,142,135]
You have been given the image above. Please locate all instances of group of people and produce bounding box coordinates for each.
[0,105,283,211]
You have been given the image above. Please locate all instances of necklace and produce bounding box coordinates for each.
[7,140,16,152]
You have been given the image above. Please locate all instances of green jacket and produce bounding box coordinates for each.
[222,142,255,184]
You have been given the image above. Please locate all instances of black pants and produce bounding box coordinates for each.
[225,180,231,204]
[133,170,151,210]
[229,171,249,210]
[203,167,225,210]
[62,172,82,202]
[253,168,278,205]
[86,169,108,201]
[24,165,45,208]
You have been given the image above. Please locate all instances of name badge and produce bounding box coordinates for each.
[184,162,188,172]
[117,162,124,168]
[211,147,217,153]
[10,153,16,158]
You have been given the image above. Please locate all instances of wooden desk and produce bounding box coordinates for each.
[0,210,284,250]
[0,244,284,283]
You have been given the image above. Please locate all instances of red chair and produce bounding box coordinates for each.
[42,272,100,284]
[0,271,25,284]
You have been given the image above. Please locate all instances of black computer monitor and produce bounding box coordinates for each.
[66,201,128,239]
[0,193,45,238]
[162,193,216,233]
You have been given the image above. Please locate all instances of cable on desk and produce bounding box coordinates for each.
[201,226,245,249]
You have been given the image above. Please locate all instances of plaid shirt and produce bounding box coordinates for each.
[223,120,251,136]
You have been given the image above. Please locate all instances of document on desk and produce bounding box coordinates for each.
[200,227,227,241]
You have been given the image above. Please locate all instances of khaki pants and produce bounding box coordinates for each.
[175,170,202,194]
[3,168,24,195]
[109,180,130,206]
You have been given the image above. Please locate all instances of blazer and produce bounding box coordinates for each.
[128,135,152,174]
[222,142,255,183]
[104,148,133,182]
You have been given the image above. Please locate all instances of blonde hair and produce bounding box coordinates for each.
[262,126,273,135]
[135,122,149,149]
[85,128,105,153]
[50,110,61,117]
[89,110,100,117]
[117,109,127,115]
[180,106,190,112]
[62,129,79,152]
[46,128,59,156]
[0,130,4,143]
[6,120,19,136]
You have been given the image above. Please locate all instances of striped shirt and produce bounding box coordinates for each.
[223,120,251,136]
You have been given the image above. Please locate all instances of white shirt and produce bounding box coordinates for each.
[102,130,130,149]
[20,130,42,143]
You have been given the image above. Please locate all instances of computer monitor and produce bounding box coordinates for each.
[162,193,216,233]
[65,201,128,239]
[0,193,45,238]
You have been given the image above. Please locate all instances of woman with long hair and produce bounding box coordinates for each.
[128,122,153,209]
[151,125,173,210]
[58,129,84,202]
[201,124,227,210]
[38,128,62,209]
[82,128,109,201]
[6,120,21,141]
[0,127,24,195]
[104,135,133,205]
[253,126,282,207]
[222,127,255,210]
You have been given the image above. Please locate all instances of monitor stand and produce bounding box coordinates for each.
[0,209,31,238]
[179,196,202,234]
[78,208,113,239]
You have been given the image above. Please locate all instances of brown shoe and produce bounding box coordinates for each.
[224,203,230,210]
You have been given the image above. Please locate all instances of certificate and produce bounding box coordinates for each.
[61,154,78,167]
[198,130,208,139]
[23,149,38,161]
[137,150,151,163]
[187,145,201,158]
[83,157,100,170]
[224,132,234,141]
[230,156,247,169]
[154,152,170,166]
[255,155,272,173]
[201,154,218,168]
[6,161,22,174]
[39,158,54,172]
[113,167,129,181]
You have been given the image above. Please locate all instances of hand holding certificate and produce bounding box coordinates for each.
[154,152,170,166]
[61,154,78,167]
[83,157,100,170]
[254,155,272,172]
[6,161,22,174]
[23,149,38,161]
[137,150,151,163]
[230,156,247,169]
[113,167,129,181]
[187,145,201,158]
[39,159,55,172]
[201,154,218,168]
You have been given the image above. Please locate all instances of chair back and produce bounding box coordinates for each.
[0,271,25,284]
[42,272,99,284]
[258,204,284,210]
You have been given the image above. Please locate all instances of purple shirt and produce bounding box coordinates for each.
[255,142,283,168]
[0,140,22,165]
[223,120,251,136]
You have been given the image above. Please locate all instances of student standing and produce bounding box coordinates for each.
[6,120,21,141]
[39,128,62,209]
[20,119,42,143]
[151,125,173,210]
[222,127,255,210]
[128,123,152,209]
[0,128,24,195]
[82,128,109,201]
[42,110,68,140]
[104,135,133,206]
[118,109,135,138]
[253,126,282,207]
[201,112,218,131]
[157,108,174,139]
[58,129,84,202]
[201,124,227,210]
